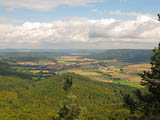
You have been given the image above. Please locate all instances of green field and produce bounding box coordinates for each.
[112,79,141,88]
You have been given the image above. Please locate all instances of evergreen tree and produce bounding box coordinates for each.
[141,43,160,94]
[63,75,73,93]
[158,14,160,21]
[124,43,160,120]
[139,43,160,118]
[57,74,86,120]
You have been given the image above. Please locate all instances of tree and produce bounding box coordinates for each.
[158,14,160,21]
[63,75,73,93]
[141,43,160,96]
[56,74,86,120]
[139,43,160,118]
[124,43,160,120]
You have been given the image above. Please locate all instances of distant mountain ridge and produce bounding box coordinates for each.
[87,49,153,64]
[0,49,106,53]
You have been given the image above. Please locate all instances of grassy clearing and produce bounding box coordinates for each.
[122,82,142,88]
[112,79,142,88]
[112,79,130,83]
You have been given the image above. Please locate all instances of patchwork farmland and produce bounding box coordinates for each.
[10,55,150,88]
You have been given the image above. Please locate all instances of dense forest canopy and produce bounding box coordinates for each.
[0,61,33,79]
[0,52,58,62]
[0,71,138,120]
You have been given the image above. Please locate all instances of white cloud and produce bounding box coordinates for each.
[0,16,159,49]
[0,17,24,24]
[110,10,154,18]
[0,0,103,11]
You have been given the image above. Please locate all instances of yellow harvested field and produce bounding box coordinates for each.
[16,62,38,65]
[128,64,151,68]
[123,64,151,73]
[62,69,111,82]
[60,56,79,59]
[42,70,49,73]
[107,72,141,82]
[101,59,117,62]
[38,61,56,65]
[57,59,77,61]
[100,69,113,73]
[63,63,76,65]
[17,61,56,65]
[29,70,49,73]
[29,70,41,73]
[79,63,92,65]
[66,69,100,76]
[56,56,97,63]
[83,58,95,61]
[56,56,79,61]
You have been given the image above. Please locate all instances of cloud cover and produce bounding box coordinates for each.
[0,0,103,10]
[0,16,159,49]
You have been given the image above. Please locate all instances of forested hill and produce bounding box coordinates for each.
[0,72,138,120]
[0,61,32,79]
[0,52,58,63]
[86,49,153,64]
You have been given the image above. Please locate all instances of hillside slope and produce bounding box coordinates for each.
[0,72,137,120]
[87,49,152,64]
[0,61,33,79]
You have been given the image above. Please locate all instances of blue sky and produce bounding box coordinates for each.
[0,0,159,23]
[0,0,159,49]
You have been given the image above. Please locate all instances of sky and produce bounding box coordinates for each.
[0,0,160,49]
